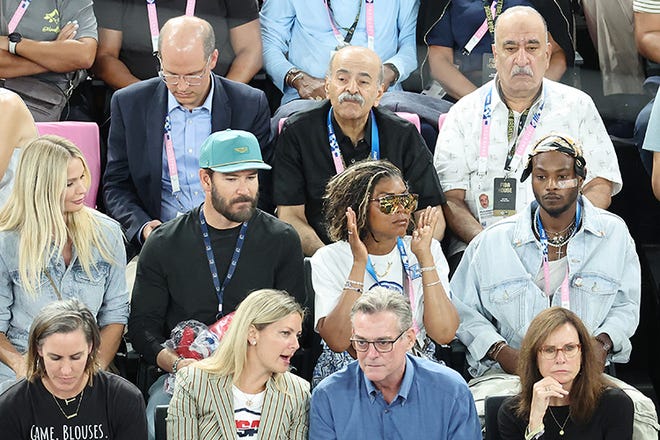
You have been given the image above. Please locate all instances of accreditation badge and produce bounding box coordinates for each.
[492,177,517,217]
[481,53,497,86]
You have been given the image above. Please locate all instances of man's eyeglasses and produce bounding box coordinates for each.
[370,193,418,215]
[350,329,407,353]
[539,343,581,360]
[159,55,211,86]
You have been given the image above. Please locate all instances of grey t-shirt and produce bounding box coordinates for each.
[1,0,97,84]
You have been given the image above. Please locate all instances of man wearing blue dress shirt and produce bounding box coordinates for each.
[103,15,269,247]
[310,287,481,439]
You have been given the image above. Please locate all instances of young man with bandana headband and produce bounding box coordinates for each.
[450,134,658,436]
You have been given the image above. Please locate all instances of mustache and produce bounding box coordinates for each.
[231,195,255,204]
[511,65,533,76]
[338,92,365,106]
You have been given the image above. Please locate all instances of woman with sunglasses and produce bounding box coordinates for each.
[310,159,458,386]
[498,307,633,439]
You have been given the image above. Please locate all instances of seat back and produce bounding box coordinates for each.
[155,404,168,440]
[35,121,101,208]
[438,113,448,133]
[484,395,509,440]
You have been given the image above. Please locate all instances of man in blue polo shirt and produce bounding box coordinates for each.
[310,287,481,439]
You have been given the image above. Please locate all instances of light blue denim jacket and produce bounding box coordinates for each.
[0,211,129,355]
[451,197,640,378]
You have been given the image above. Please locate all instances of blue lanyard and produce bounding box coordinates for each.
[199,206,248,318]
[327,107,379,174]
[365,237,416,285]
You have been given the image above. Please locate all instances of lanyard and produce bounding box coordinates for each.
[324,0,375,50]
[327,107,379,174]
[478,85,544,177]
[536,202,581,309]
[163,115,186,210]
[463,0,502,55]
[146,0,197,54]
[199,207,249,318]
[7,0,31,34]
[365,237,419,334]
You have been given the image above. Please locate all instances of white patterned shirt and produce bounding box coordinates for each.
[634,0,660,13]
[434,78,622,253]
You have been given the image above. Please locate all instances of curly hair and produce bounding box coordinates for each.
[515,307,612,424]
[322,160,409,242]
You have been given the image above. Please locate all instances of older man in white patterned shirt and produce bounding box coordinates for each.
[434,6,622,261]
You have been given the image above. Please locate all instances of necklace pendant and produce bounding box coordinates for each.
[246,399,253,407]
[559,429,565,436]
[65,412,78,420]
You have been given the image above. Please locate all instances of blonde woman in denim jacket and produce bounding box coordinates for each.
[0,135,129,392]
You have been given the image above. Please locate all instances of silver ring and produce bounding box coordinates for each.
[347,231,353,235]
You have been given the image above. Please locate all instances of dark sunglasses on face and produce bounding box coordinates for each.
[370,193,419,215]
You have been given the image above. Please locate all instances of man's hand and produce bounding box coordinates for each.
[293,73,326,100]
[142,219,162,242]
[56,21,79,41]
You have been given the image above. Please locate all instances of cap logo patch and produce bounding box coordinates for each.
[234,147,249,153]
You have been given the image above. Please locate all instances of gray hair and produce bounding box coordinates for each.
[326,46,385,85]
[350,287,413,333]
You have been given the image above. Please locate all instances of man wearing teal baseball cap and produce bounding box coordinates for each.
[129,129,306,434]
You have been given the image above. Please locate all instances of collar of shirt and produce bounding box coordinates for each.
[364,354,415,405]
[166,73,216,115]
[512,195,606,246]
[332,109,374,163]
[491,75,544,114]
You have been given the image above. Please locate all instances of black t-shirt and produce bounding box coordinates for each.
[94,0,258,80]
[0,371,147,440]
[497,388,633,440]
[128,207,306,365]
[272,101,446,244]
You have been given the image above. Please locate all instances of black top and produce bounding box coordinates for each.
[272,100,445,244]
[0,371,147,440]
[498,388,633,440]
[94,0,258,80]
[128,206,306,365]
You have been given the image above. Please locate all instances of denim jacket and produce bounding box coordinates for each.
[450,197,640,378]
[0,212,129,354]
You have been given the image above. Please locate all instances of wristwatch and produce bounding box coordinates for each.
[595,335,612,353]
[8,32,22,55]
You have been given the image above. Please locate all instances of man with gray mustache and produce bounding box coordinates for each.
[272,46,446,256]
[433,6,622,272]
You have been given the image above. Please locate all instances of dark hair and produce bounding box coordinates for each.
[26,299,101,386]
[322,160,408,242]
[515,307,611,423]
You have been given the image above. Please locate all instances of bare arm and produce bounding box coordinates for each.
[427,45,478,100]
[225,19,263,83]
[278,205,325,256]
[635,12,660,63]
[582,177,613,209]
[0,50,48,78]
[652,152,660,201]
[411,207,459,344]
[1,34,96,74]
[494,344,519,374]
[91,28,140,90]
[317,208,366,353]
[0,333,26,378]
[0,91,36,181]
[544,32,567,82]
[442,189,483,244]
[97,323,124,370]
[155,347,196,373]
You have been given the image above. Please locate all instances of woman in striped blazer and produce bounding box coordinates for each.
[167,289,310,439]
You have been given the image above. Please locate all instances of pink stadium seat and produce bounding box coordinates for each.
[438,113,447,133]
[36,121,101,208]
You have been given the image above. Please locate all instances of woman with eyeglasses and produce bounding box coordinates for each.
[498,307,633,439]
[310,159,458,386]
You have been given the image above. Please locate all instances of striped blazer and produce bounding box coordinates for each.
[167,366,310,439]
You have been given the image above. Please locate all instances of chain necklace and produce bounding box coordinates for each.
[233,385,264,409]
[374,260,393,278]
[52,388,84,420]
[533,216,576,248]
[548,407,570,436]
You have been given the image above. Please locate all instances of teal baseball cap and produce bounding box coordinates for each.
[199,129,271,173]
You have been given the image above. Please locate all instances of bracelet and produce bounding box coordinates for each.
[345,279,364,286]
[343,285,363,294]
[419,266,436,272]
[487,341,507,361]
[383,63,400,83]
[285,68,304,87]
[172,356,185,374]
[423,280,442,287]
[595,335,612,353]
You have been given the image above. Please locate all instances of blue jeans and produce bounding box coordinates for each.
[146,374,171,440]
